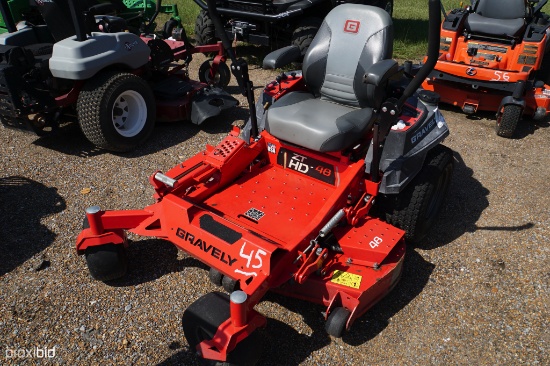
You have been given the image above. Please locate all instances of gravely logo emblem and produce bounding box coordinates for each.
[344,20,360,34]
[176,228,238,266]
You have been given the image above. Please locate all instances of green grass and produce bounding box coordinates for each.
[164,0,550,60]
[162,0,198,36]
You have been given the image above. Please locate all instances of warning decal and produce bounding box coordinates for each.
[331,270,362,289]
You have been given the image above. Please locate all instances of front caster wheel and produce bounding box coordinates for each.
[495,104,522,138]
[82,217,127,281]
[182,292,263,366]
[325,307,350,338]
[85,244,127,282]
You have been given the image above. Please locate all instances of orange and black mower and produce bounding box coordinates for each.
[422,0,550,137]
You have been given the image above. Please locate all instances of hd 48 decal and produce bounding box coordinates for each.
[277,148,335,185]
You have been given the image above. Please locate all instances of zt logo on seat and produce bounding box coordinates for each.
[344,20,360,34]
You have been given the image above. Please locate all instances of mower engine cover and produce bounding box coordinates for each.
[49,32,150,80]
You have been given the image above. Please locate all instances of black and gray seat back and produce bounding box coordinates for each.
[474,0,528,19]
[303,4,393,108]
[32,0,127,42]
[264,4,396,152]
[465,0,529,38]
[32,0,76,42]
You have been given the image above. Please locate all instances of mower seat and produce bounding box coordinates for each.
[465,0,528,38]
[265,4,395,152]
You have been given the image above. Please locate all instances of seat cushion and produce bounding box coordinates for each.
[465,13,525,38]
[265,92,374,152]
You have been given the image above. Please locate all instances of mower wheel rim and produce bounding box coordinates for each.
[204,68,220,84]
[111,90,147,138]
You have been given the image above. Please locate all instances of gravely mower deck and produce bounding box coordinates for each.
[75,1,451,364]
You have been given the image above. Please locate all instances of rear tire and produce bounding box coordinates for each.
[495,104,522,138]
[77,71,156,152]
[182,292,263,366]
[382,145,454,245]
[195,9,217,45]
[291,17,323,57]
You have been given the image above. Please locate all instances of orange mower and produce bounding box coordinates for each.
[421,0,550,137]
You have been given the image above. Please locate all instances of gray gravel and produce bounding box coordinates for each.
[0,54,549,365]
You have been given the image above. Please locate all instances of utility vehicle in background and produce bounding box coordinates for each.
[193,0,394,55]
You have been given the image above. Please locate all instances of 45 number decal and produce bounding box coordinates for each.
[491,71,510,82]
[234,242,267,277]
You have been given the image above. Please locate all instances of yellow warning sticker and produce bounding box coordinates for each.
[331,270,362,289]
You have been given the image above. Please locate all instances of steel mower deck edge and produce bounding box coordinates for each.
[76,0,453,364]
[422,0,550,138]
[0,0,237,152]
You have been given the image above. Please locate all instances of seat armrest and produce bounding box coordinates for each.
[363,59,399,86]
[263,45,301,69]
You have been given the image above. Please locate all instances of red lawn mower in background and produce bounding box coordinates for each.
[422,0,550,137]
[0,0,236,152]
[76,0,452,364]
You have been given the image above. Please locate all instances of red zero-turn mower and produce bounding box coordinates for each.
[0,0,237,151]
[76,0,453,364]
[421,0,550,137]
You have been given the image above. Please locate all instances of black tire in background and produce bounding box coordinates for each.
[198,60,231,88]
[208,267,223,286]
[221,275,239,293]
[77,71,156,152]
[381,144,454,245]
[162,18,179,39]
[291,17,323,57]
[375,0,394,17]
[195,9,218,46]
[182,292,263,366]
[495,104,522,138]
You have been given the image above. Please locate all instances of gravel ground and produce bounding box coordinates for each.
[0,54,549,365]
